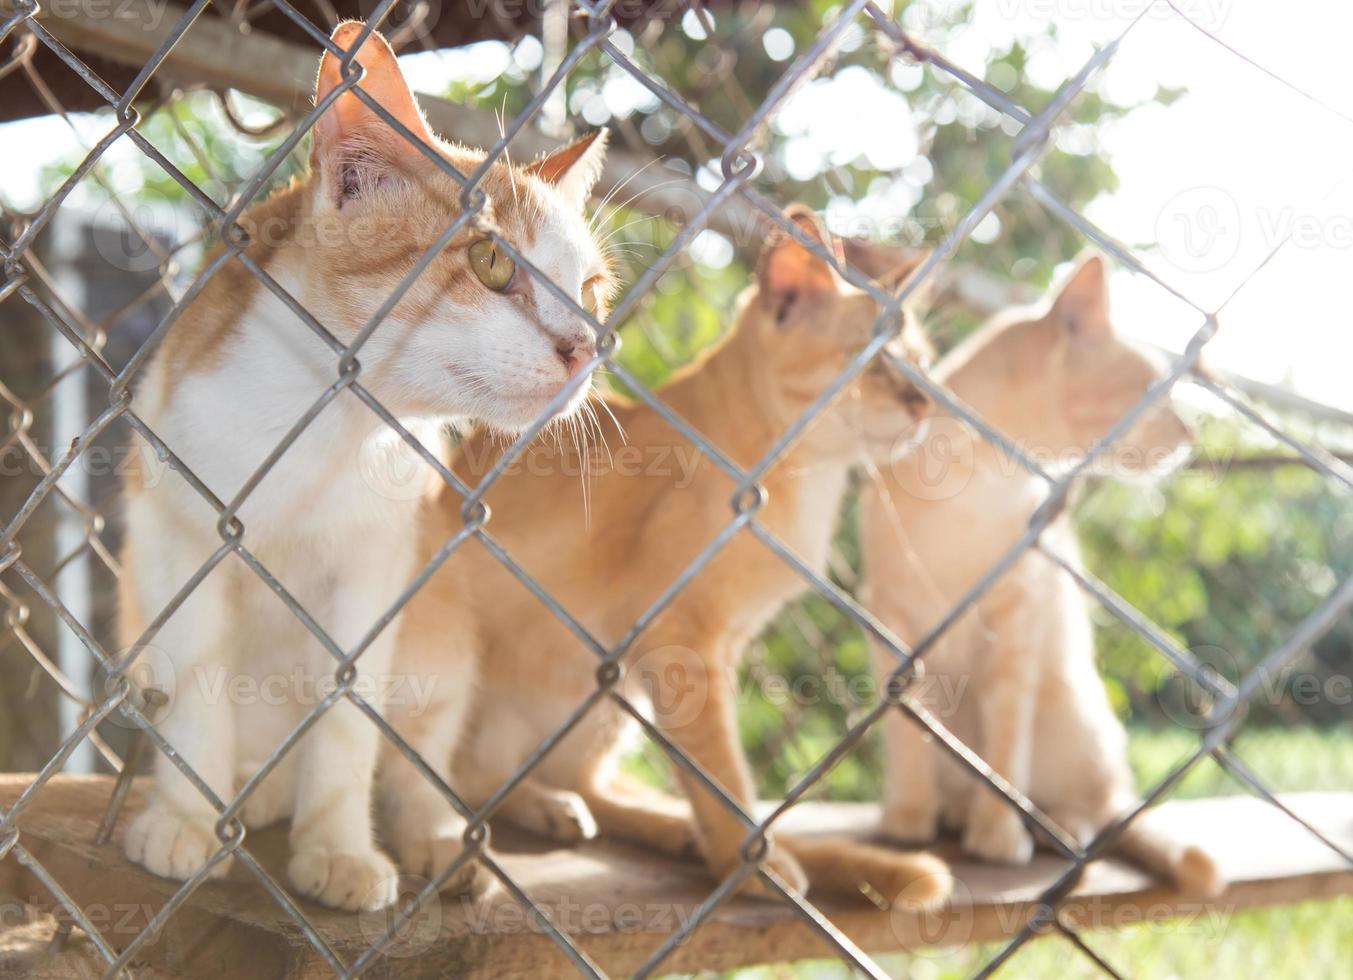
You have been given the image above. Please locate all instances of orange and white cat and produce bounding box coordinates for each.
[380,208,951,904]
[860,255,1223,895]
[119,23,611,910]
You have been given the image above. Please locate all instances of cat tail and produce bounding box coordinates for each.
[782,834,951,909]
[584,778,951,907]
[1110,809,1225,897]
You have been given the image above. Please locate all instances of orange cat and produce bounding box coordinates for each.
[860,255,1222,895]
[381,208,951,903]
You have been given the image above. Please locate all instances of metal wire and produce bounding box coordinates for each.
[1,1,1351,979]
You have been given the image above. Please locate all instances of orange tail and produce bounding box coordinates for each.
[1112,812,1225,897]
[784,834,951,908]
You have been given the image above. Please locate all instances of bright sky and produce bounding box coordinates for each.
[3,1,1350,407]
[942,0,1353,409]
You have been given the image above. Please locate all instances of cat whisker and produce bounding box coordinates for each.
[583,396,614,470]
[595,176,686,237]
[595,213,663,253]
[589,156,667,234]
[566,410,594,529]
[590,388,628,446]
[501,93,521,208]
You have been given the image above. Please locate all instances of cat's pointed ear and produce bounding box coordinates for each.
[526,129,609,207]
[758,205,842,325]
[1050,253,1112,337]
[312,22,434,206]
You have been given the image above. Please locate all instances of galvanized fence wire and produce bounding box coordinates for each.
[0,0,1350,977]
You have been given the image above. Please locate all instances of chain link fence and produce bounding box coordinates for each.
[2,0,1352,977]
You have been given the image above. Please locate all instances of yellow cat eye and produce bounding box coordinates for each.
[469,239,515,291]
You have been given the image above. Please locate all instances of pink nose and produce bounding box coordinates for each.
[556,337,596,378]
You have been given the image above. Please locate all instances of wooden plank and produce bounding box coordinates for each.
[1,775,1351,976]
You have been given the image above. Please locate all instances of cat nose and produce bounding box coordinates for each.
[556,337,595,377]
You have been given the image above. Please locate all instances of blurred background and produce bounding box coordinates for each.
[2,1,1352,976]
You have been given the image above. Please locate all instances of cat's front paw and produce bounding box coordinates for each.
[881,802,940,843]
[514,788,598,843]
[390,831,495,899]
[288,847,400,911]
[124,803,231,881]
[962,809,1034,865]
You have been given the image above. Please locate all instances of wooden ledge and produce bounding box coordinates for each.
[2,775,1351,977]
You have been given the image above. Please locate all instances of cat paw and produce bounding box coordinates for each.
[390,832,496,899]
[881,803,940,843]
[124,804,231,881]
[963,810,1034,865]
[288,847,400,911]
[515,789,598,843]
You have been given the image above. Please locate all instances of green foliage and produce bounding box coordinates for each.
[1083,414,1353,729]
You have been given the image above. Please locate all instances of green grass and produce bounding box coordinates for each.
[668,726,1353,979]
[1127,725,1353,798]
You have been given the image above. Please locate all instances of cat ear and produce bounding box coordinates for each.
[1050,253,1112,337]
[758,205,842,325]
[526,129,609,208]
[312,22,434,207]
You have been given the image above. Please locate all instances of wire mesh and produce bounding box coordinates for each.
[1,0,1351,978]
